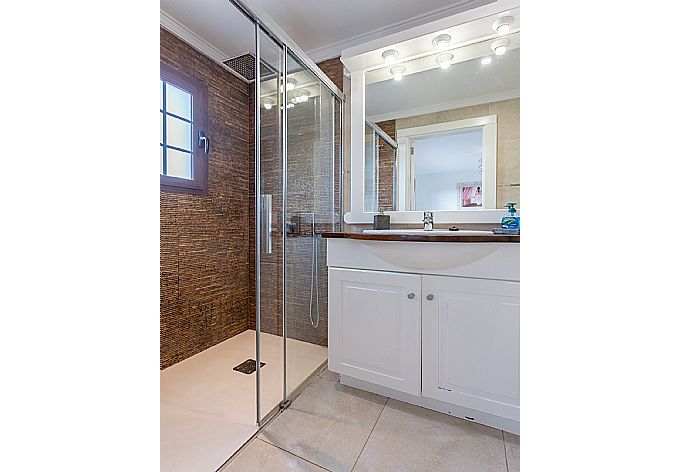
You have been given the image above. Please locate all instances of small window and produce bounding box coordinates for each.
[160,62,209,194]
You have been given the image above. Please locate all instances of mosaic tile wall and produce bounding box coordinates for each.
[160,28,253,369]
[161,33,345,368]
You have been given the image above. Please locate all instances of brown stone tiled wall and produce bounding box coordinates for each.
[160,43,346,369]
[375,120,396,211]
[316,58,344,94]
[160,28,254,370]
[248,59,343,348]
[252,58,344,347]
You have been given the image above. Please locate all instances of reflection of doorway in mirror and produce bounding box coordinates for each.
[458,182,482,208]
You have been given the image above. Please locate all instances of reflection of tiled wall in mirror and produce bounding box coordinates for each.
[374,120,397,212]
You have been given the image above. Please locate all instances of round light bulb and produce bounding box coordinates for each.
[264,103,272,110]
[481,57,492,65]
[491,39,510,56]
[437,53,453,70]
[432,34,452,51]
[382,49,399,65]
[286,102,294,108]
[286,78,296,91]
[390,66,406,81]
[493,16,514,36]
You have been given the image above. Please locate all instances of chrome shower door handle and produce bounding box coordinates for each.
[198,131,209,154]
[260,194,272,254]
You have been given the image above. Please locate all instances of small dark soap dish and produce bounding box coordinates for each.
[373,213,390,230]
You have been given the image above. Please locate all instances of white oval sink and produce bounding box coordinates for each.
[362,229,494,236]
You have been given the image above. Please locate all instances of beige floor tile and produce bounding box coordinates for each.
[318,368,340,381]
[504,432,520,472]
[221,438,328,471]
[260,376,387,472]
[353,399,507,472]
[161,330,327,472]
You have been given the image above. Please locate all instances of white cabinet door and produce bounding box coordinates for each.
[328,268,422,396]
[422,275,520,420]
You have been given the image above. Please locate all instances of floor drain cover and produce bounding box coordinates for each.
[233,359,265,374]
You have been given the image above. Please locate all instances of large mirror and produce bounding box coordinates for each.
[351,6,520,220]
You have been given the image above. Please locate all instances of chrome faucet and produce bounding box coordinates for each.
[423,211,434,231]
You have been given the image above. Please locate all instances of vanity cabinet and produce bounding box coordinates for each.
[421,275,519,422]
[326,237,520,433]
[328,268,421,396]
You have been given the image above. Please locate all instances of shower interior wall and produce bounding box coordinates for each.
[160,26,344,369]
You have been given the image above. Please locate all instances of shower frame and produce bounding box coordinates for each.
[229,0,345,427]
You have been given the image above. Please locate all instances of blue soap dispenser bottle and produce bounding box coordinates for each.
[501,202,520,230]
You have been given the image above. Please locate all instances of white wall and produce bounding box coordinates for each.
[415,170,481,211]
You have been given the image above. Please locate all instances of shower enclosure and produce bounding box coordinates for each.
[160,0,342,468]
[251,5,343,425]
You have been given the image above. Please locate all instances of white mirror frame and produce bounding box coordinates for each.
[342,0,519,225]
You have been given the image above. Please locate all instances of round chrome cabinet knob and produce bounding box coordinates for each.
[407,293,416,299]
[426,294,435,301]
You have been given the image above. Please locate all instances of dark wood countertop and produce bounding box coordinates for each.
[320,232,519,243]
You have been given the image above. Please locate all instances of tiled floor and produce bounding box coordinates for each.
[161,330,327,472]
[221,368,520,472]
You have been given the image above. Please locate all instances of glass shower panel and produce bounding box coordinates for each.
[364,126,378,212]
[284,52,337,399]
[256,27,285,424]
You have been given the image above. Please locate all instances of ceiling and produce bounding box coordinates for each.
[160,0,494,63]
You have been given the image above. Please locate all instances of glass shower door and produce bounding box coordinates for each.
[254,32,343,423]
[284,52,339,400]
[255,26,285,425]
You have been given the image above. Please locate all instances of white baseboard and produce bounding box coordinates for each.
[340,374,519,435]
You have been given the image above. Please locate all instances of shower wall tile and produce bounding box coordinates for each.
[252,60,343,348]
[374,120,396,212]
[161,47,345,369]
[316,57,344,93]
[160,28,254,370]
